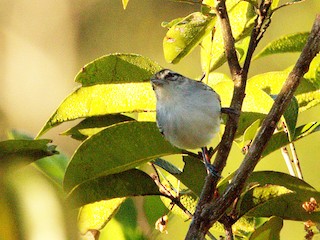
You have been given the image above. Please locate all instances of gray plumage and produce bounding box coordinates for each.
[151,69,221,149]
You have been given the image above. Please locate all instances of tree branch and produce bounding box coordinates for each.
[205,13,320,230]
[186,1,272,238]
[186,1,320,237]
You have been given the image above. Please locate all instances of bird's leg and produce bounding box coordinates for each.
[201,147,220,178]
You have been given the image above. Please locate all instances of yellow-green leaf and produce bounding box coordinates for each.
[78,198,125,234]
[163,12,216,64]
[37,83,155,136]
[75,53,161,86]
[63,122,181,192]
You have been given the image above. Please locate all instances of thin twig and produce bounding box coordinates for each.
[289,142,304,179]
[280,146,295,176]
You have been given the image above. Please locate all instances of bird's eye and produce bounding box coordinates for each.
[165,71,178,81]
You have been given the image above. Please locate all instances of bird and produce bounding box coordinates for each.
[151,69,222,176]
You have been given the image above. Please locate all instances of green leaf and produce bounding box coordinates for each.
[62,114,135,141]
[214,80,274,136]
[249,216,283,240]
[121,0,129,9]
[154,156,207,196]
[63,122,181,192]
[238,184,293,216]
[237,171,320,222]
[254,32,310,59]
[0,139,58,167]
[7,130,68,186]
[248,71,320,112]
[143,196,167,227]
[201,0,255,71]
[235,119,261,149]
[66,169,159,208]
[78,198,125,234]
[282,97,299,142]
[153,158,182,175]
[75,53,161,86]
[262,122,320,157]
[176,156,207,196]
[37,82,155,136]
[163,12,216,64]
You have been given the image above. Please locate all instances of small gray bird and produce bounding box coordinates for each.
[151,69,222,175]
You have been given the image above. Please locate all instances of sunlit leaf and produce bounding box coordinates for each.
[238,184,293,216]
[249,216,283,240]
[78,198,125,234]
[243,172,320,222]
[75,53,161,86]
[214,80,274,136]
[0,139,58,167]
[201,0,255,71]
[235,119,260,149]
[248,71,320,112]
[63,122,181,192]
[62,114,135,141]
[66,169,159,208]
[219,171,320,222]
[271,0,280,10]
[160,174,197,219]
[163,12,216,64]
[37,83,155,136]
[121,0,129,9]
[254,32,309,59]
[262,122,320,157]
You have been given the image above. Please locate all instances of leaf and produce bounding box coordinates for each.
[235,119,261,149]
[154,156,207,196]
[249,216,283,240]
[66,169,159,208]
[282,97,299,142]
[262,122,320,157]
[176,156,207,196]
[75,53,161,86]
[160,174,197,219]
[37,82,156,136]
[78,198,125,234]
[153,158,182,175]
[163,12,216,64]
[214,80,274,136]
[7,130,68,186]
[121,0,129,9]
[63,121,181,192]
[237,171,320,222]
[201,0,255,71]
[248,71,320,112]
[0,139,58,167]
[254,32,310,59]
[238,184,293,216]
[161,193,197,220]
[62,114,135,141]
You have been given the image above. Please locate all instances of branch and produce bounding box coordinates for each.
[186,1,320,237]
[204,13,320,227]
[186,1,272,238]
